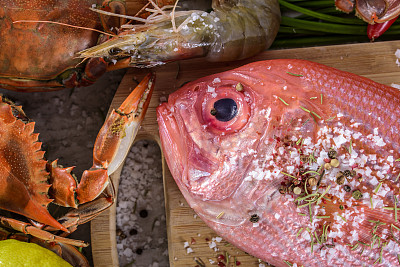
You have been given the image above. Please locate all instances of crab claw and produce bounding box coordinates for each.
[76,72,155,204]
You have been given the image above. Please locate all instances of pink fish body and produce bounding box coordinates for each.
[157,59,400,266]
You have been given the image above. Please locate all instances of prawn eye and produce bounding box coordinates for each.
[211,98,238,122]
[109,47,122,56]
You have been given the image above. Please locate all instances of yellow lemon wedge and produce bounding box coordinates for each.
[0,239,72,267]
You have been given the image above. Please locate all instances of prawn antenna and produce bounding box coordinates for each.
[12,20,116,37]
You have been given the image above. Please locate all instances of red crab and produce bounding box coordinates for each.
[0,0,176,92]
[0,73,154,246]
[335,0,400,39]
[0,0,128,91]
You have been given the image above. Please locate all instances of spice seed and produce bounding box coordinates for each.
[328,150,337,159]
[336,175,345,185]
[343,170,352,177]
[344,185,351,192]
[324,163,332,170]
[352,189,363,200]
[330,159,340,168]
[293,187,302,195]
[236,83,243,92]
[308,177,317,187]
[279,186,287,194]
[250,214,260,223]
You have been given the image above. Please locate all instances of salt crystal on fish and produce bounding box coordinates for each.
[333,135,347,147]
[373,135,386,146]
[369,176,379,186]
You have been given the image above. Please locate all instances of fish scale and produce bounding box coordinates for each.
[157,59,400,266]
[305,65,400,147]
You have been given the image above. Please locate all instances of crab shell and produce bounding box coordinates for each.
[0,96,64,230]
[0,228,89,267]
[335,0,400,23]
[0,0,124,91]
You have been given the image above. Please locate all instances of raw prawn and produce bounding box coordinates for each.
[78,0,281,67]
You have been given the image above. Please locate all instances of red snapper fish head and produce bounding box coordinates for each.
[157,60,324,225]
[157,59,400,265]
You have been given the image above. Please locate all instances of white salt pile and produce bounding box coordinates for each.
[116,140,168,267]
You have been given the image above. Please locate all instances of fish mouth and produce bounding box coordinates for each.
[157,101,248,226]
[157,102,188,191]
[157,101,213,193]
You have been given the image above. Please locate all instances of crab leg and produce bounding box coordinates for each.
[47,73,155,229]
[47,183,115,233]
[0,216,88,247]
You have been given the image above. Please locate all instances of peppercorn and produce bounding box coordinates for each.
[300,155,309,162]
[293,187,302,195]
[279,186,287,194]
[135,248,143,255]
[336,173,345,185]
[250,214,260,223]
[308,177,317,187]
[330,159,340,168]
[352,189,363,200]
[343,170,352,177]
[350,170,357,177]
[343,185,351,192]
[292,179,301,186]
[324,163,332,170]
[116,229,126,239]
[328,150,337,159]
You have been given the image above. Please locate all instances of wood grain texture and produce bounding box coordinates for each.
[91,40,400,266]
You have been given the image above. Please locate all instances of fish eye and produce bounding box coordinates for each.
[201,85,250,134]
[211,98,238,122]
[109,47,122,56]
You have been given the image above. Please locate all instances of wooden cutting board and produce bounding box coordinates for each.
[91,40,400,266]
